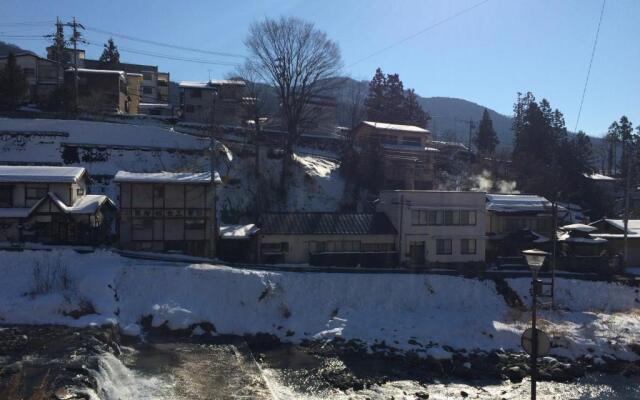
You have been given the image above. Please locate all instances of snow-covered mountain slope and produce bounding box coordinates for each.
[1,249,638,361]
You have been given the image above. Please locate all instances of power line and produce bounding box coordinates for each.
[574,0,606,132]
[347,0,491,68]
[84,39,240,67]
[0,20,54,26]
[84,25,245,59]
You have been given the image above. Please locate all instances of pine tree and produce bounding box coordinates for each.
[473,108,499,155]
[402,89,430,128]
[99,38,120,68]
[384,73,405,123]
[364,68,386,121]
[0,52,29,110]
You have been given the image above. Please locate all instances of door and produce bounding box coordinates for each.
[409,241,426,265]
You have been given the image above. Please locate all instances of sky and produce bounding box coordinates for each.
[2,0,638,137]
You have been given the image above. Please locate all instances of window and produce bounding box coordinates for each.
[142,86,153,94]
[132,219,153,230]
[26,185,48,201]
[190,89,202,98]
[400,136,422,146]
[185,105,195,113]
[23,67,35,78]
[0,185,12,207]
[185,219,205,230]
[411,210,427,225]
[362,243,395,252]
[261,242,289,253]
[142,72,153,81]
[461,239,477,254]
[309,241,361,253]
[76,188,85,197]
[443,210,455,225]
[153,186,165,199]
[436,239,452,255]
[459,210,477,225]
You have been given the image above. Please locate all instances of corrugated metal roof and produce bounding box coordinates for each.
[258,213,397,235]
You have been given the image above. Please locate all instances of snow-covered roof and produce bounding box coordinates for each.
[139,103,172,108]
[0,192,113,219]
[557,231,607,244]
[126,72,143,77]
[380,143,439,153]
[114,170,222,184]
[219,224,259,239]
[486,194,554,213]
[0,166,86,183]
[66,68,126,77]
[561,223,597,233]
[179,80,246,89]
[361,121,429,134]
[584,173,617,181]
[50,193,115,214]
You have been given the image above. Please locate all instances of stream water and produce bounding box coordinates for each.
[86,339,640,400]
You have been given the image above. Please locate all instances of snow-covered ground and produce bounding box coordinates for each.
[0,118,345,214]
[0,249,637,362]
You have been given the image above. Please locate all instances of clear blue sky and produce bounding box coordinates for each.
[2,0,638,137]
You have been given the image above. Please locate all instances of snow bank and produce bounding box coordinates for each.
[1,250,638,361]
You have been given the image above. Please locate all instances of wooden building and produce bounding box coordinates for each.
[65,68,129,113]
[352,121,438,190]
[590,219,640,268]
[179,80,246,126]
[256,212,398,267]
[114,171,221,257]
[0,165,115,245]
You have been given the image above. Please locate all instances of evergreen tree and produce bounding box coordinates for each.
[384,73,405,123]
[473,108,499,155]
[364,68,386,122]
[99,38,120,68]
[403,88,430,128]
[0,52,28,110]
[605,121,620,175]
[364,67,430,127]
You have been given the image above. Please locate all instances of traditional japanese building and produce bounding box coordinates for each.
[114,171,221,257]
[0,165,115,245]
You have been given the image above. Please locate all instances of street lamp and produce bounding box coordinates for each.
[522,249,549,400]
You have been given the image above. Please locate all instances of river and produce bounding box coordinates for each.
[86,338,640,400]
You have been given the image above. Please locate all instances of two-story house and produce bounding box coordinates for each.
[114,170,221,257]
[0,52,63,104]
[179,80,247,126]
[0,165,115,244]
[65,68,129,113]
[353,121,438,190]
[377,190,486,266]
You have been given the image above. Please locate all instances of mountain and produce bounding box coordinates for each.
[0,41,36,57]
[417,97,513,148]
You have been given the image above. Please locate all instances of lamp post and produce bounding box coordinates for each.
[522,249,549,400]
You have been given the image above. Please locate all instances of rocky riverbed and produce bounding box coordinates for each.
[2,324,640,399]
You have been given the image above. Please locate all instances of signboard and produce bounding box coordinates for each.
[521,328,551,357]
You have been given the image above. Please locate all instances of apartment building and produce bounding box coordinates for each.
[0,52,62,103]
[0,166,115,244]
[377,190,486,265]
[353,121,438,190]
[179,80,246,125]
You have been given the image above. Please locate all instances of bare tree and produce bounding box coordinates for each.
[233,62,269,217]
[244,16,342,194]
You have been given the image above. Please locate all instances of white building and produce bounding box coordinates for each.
[377,190,486,265]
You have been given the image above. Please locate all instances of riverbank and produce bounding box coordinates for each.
[0,249,639,363]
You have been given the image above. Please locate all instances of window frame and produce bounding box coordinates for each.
[436,238,453,255]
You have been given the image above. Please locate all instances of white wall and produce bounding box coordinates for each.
[378,190,486,264]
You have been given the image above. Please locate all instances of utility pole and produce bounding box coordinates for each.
[66,17,84,114]
[623,137,631,269]
[209,88,219,259]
